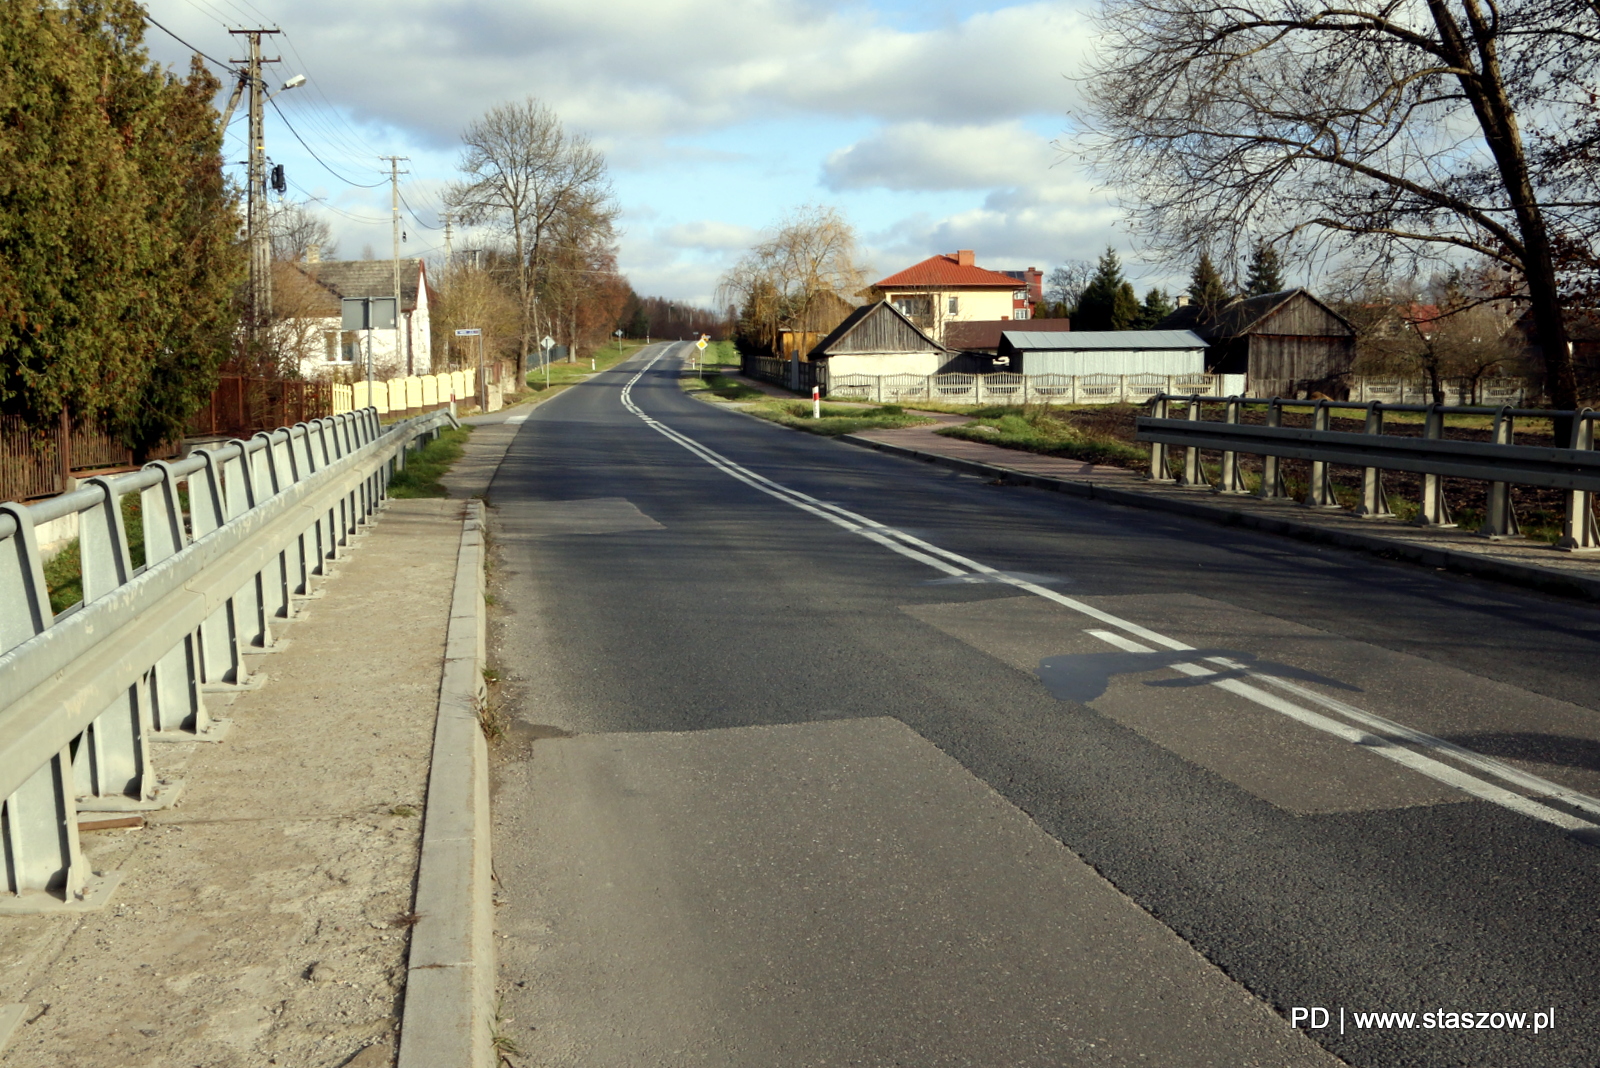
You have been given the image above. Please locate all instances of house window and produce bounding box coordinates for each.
[893,295,933,319]
[324,331,340,362]
[1014,307,1030,321]
[947,296,959,315]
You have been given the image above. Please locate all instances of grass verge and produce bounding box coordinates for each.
[740,399,935,437]
[938,408,1147,467]
[388,426,472,498]
[681,371,767,401]
[526,339,648,392]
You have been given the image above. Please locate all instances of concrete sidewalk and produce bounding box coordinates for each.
[845,420,1600,601]
[0,498,468,1068]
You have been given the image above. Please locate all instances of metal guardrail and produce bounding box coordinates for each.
[0,406,457,911]
[1136,396,1600,549]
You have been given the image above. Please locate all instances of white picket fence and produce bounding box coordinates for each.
[826,372,1225,406]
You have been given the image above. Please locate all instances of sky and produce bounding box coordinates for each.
[141,0,1168,307]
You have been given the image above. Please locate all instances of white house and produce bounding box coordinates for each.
[865,250,1034,346]
[281,257,435,380]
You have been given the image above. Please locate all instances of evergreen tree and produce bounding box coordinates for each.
[1244,241,1286,296]
[1112,281,1141,330]
[1136,287,1175,328]
[1074,247,1132,330]
[1187,253,1233,318]
[0,1,242,454]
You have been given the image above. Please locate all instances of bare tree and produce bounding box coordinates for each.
[432,260,523,373]
[269,200,337,262]
[1081,0,1600,412]
[448,97,614,379]
[718,205,868,356]
[1045,260,1094,316]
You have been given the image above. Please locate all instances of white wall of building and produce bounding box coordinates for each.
[828,351,947,377]
[1022,348,1206,376]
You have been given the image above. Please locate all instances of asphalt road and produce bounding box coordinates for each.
[485,343,1600,1067]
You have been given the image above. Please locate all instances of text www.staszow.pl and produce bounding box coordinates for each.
[1291,1007,1556,1032]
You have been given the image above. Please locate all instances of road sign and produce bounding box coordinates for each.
[342,296,396,330]
[695,339,708,351]
[541,335,555,350]
[454,328,481,337]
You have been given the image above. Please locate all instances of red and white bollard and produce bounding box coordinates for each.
[812,384,821,420]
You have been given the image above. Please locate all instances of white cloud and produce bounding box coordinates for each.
[822,121,1058,192]
[658,220,763,251]
[150,0,1091,148]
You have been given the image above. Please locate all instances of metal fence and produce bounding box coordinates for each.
[187,376,334,440]
[825,372,1223,405]
[0,406,456,910]
[1137,396,1600,547]
[1,413,184,503]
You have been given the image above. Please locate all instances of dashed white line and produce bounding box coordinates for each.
[620,347,1600,842]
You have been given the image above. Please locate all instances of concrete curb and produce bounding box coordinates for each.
[397,498,495,1068]
[840,434,1600,602]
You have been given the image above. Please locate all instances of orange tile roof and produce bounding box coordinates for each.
[875,254,1022,290]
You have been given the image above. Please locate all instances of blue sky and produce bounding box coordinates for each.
[143,0,1173,305]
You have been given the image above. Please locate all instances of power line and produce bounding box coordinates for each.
[141,12,233,71]
[398,190,441,230]
[268,97,385,188]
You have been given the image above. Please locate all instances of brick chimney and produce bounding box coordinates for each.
[955,249,975,267]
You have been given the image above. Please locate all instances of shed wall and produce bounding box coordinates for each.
[828,352,947,377]
[1021,348,1205,376]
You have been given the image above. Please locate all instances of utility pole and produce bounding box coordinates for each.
[382,156,411,373]
[229,29,281,344]
[442,213,454,272]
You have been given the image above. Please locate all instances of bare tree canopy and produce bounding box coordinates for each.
[269,200,336,263]
[1081,0,1600,409]
[447,97,615,378]
[718,205,868,356]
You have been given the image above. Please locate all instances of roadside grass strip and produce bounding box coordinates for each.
[940,410,1147,468]
[624,345,1600,846]
[388,426,473,498]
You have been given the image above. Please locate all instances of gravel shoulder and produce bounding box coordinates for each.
[0,498,466,1068]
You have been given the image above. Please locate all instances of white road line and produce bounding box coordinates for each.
[621,348,1600,840]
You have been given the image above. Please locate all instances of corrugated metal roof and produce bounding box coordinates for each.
[874,254,1022,289]
[1001,329,1206,350]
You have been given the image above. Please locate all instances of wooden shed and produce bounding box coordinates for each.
[1155,288,1355,398]
[808,300,950,377]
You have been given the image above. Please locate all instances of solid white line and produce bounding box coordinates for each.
[621,348,1600,839]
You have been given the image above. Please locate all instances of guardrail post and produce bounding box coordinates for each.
[0,505,94,906]
[1557,410,1598,551]
[75,477,159,809]
[1214,397,1248,494]
[1478,407,1521,539]
[140,462,213,737]
[1257,400,1289,500]
[1148,397,1175,482]
[1354,403,1394,518]
[189,451,249,686]
[252,433,292,626]
[223,442,272,651]
[1412,405,1454,526]
[1178,396,1209,488]
[1302,402,1340,508]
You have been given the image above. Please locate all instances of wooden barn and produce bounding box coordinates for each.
[808,300,950,377]
[779,291,859,361]
[1155,288,1355,398]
